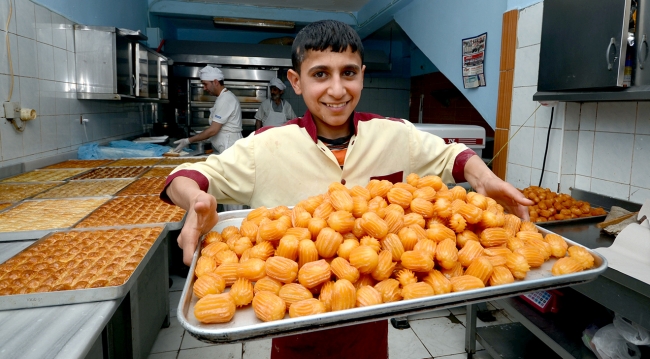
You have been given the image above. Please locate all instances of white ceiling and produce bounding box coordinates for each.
[184,0,374,13]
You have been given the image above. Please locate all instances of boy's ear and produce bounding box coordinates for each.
[287,69,302,95]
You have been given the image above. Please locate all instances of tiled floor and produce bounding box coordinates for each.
[148,275,512,359]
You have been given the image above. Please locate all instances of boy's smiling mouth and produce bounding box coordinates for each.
[324,101,349,108]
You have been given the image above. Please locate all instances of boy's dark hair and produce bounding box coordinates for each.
[291,20,364,73]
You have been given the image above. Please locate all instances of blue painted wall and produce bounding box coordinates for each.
[33,0,149,32]
[411,47,439,77]
[394,0,508,129]
[507,0,542,11]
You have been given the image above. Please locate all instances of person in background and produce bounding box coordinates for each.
[255,77,297,129]
[162,20,532,359]
[173,65,243,211]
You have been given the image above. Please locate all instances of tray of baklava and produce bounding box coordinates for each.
[74,195,186,230]
[104,158,163,167]
[0,182,64,203]
[71,166,151,180]
[115,177,166,196]
[1,169,90,183]
[0,198,110,241]
[32,179,134,199]
[156,156,209,166]
[141,166,177,178]
[40,159,116,169]
[0,224,168,310]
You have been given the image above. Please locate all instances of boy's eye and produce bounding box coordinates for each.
[313,71,327,78]
[343,70,357,77]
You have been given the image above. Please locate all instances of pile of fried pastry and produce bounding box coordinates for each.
[192,174,596,324]
[522,186,607,222]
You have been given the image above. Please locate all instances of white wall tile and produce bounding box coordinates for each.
[576,130,594,176]
[561,130,578,174]
[0,119,24,159]
[579,102,597,131]
[16,35,37,78]
[70,115,84,145]
[531,168,559,190]
[0,73,20,105]
[0,33,20,75]
[637,102,650,135]
[51,13,66,49]
[575,175,591,191]
[595,102,637,133]
[506,162,532,189]
[34,4,52,45]
[55,82,69,115]
[630,186,650,205]
[560,174,575,194]
[591,132,634,183]
[507,125,534,166]
[631,134,650,189]
[40,115,57,151]
[37,42,54,80]
[15,0,35,40]
[65,20,74,52]
[591,178,630,200]
[564,102,580,131]
[67,51,75,84]
[0,0,18,34]
[517,2,543,48]
[510,86,538,127]
[53,47,67,83]
[39,79,55,116]
[55,115,71,148]
[22,116,41,155]
[513,44,540,87]
[19,76,38,114]
[535,103,555,129]
[532,128,561,171]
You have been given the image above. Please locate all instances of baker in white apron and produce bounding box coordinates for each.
[173,65,243,211]
[255,78,297,130]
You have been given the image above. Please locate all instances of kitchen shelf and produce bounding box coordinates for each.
[533,85,650,102]
[476,322,562,359]
[77,92,170,103]
[494,295,598,359]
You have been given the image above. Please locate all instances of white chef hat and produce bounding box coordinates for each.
[269,78,286,91]
[199,66,224,81]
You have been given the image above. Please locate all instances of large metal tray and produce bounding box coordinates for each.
[0,224,169,311]
[177,210,608,344]
[0,197,111,242]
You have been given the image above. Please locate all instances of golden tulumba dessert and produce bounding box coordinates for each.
[0,227,163,295]
[521,186,607,222]
[141,167,176,178]
[1,169,88,183]
[72,166,150,180]
[0,198,109,232]
[75,195,186,228]
[116,177,166,196]
[0,183,61,202]
[191,176,597,324]
[106,158,162,167]
[42,159,115,169]
[34,179,134,199]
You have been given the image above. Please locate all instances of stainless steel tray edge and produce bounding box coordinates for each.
[0,224,169,311]
[177,210,608,344]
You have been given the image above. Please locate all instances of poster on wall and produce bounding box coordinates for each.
[462,32,487,89]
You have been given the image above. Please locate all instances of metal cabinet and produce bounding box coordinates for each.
[538,0,632,91]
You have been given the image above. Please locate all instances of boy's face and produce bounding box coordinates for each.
[287,47,365,138]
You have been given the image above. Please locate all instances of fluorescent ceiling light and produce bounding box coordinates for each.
[213,17,295,29]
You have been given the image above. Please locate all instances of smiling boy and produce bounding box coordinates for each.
[162,19,532,358]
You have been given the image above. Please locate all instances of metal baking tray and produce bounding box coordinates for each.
[536,212,607,226]
[0,168,92,183]
[0,224,169,311]
[32,179,135,199]
[177,210,608,344]
[0,197,111,242]
[0,181,65,202]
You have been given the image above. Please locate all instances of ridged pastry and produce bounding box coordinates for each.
[374,278,402,302]
[275,235,300,261]
[489,266,515,286]
[426,223,456,243]
[458,240,484,267]
[298,259,331,289]
[400,250,434,272]
[193,273,226,298]
[395,268,418,287]
[371,250,396,281]
[230,278,254,307]
[298,239,319,269]
[367,179,393,199]
[349,245,379,274]
[336,239,359,261]
[435,238,459,269]
[237,258,267,281]
[265,257,298,284]
[401,282,434,300]
[450,275,485,292]
[193,292,236,323]
[289,298,327,318]
[253,291,286,322]
[544,233,568,258]
[327,210,355,234]
[315,227,343,258]
[330,279,356,311]
[551,257,584,275]
[331,257,360,283]
[253,276,283,295]
[464,257,494,284]
[567,246,595,269]
[384,209,405,234]
[356,285,383,307]
[397,227,418,251]
[423,270,452,295]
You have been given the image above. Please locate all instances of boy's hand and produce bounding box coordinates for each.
[178,192,218,266]
[474,176,534,220]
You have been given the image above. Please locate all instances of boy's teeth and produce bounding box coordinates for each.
[326,103,346,108]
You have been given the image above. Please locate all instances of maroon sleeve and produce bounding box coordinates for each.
[159,169,210,204]
[451,149,478,183]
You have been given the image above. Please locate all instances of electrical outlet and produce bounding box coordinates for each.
[3,102,20,119]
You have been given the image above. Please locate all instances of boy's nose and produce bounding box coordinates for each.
[327,76,346,99]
